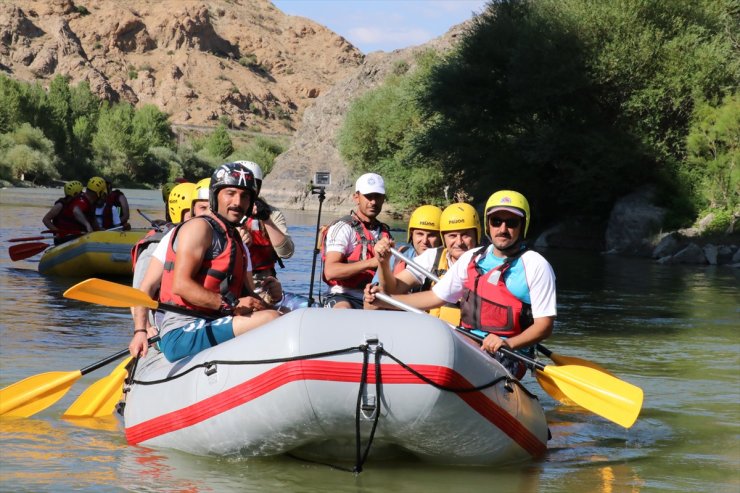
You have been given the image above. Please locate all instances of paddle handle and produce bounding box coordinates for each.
[80,336,160,375]
[390,247,441,283]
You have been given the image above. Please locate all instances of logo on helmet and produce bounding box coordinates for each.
[500,197,512,204]
[449,218,465,224]
[418,220,435,226]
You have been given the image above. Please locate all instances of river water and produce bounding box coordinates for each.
[0,188,737,492]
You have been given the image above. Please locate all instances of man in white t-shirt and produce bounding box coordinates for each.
[321,173,393,309]
[365,190,556,378]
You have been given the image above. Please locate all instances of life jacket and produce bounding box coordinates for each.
[53,193,91,234]
[427,248,462,325]
[245,217,278,272]
[130,223,175,271]
[459,249,533,337]
[100,189,125,229]
[159,215,247,315]
[321,212,392,289]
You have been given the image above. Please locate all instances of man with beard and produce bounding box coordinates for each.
[321,173,393,309]
[364,190,556,378]
[129,162,282,362]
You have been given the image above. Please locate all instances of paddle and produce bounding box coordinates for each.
[63,355,137,419]
[373,292,643,428]
[9,241,50,261]
[389,247,612,376]
[8,229,82,242]
[63,278,216,320]
[0,336,157,417]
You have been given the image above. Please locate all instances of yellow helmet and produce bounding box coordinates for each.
[64,180,83,197]
[440,203,481,242]
[168,182,197,224]
[484,190,531,238]
[407,205,443,242]
[87,176,108,199]
[161,182,177,203]
[192,177,211,208]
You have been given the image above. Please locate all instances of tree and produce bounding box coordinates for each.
[204,125,233,159]
[686,93,739,211]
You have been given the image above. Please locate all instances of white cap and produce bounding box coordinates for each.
[355,173,385,195]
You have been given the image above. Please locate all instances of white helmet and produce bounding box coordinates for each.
[234,160,263,181]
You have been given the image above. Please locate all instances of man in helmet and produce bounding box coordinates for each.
[42,177,107,242]
[129,163,282,362]
[234,161,295,293]
[161,182,177,222]
[368,204,443,294]
[371,203,480,324]
[96,180,130,230]
[42,180,83,242]
[365,190,557,379]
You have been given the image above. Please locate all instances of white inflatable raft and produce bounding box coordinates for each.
[122,308,548,466]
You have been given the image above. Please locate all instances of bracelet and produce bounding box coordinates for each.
[133,329,147,334]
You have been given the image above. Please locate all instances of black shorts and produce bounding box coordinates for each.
[323,293,364,309]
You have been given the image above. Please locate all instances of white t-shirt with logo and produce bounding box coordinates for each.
[324,220,383,299]
[432,246,557,319]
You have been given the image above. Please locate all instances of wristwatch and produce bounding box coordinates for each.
[219,292,239,315]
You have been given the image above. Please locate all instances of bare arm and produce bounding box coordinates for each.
[129,258,164,357]
[482,316,554,353]
[170,219,222,311]
[42,203,63,231]
[72,206,94,233]
[264,209,294,258]
[323,250,378,281]
[365,284,445,312]
[118,194,130,224]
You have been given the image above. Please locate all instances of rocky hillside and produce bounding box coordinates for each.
[0,0,363,133]
[262,22,472,214]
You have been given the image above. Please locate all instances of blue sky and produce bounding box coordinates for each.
[273,0,489,53]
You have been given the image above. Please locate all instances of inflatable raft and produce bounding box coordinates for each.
[121,309,549,466]
[39,230,147,277]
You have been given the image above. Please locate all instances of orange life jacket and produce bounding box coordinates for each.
[159,215,247,315]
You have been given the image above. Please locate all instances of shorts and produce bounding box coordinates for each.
[323,293,364,309]
[159,316,235,362]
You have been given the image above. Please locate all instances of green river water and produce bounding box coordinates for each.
[0,188,737,492]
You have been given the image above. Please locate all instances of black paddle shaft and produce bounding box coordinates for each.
[80,336,160,375]
[454,327,546,371]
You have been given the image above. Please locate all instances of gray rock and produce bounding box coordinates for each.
[668,243,707,264]
[652,232,683,259]
[703,244,718,265]
[605,187,667,256]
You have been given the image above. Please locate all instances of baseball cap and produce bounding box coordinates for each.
[486,206,524,217]
[355,173,385,195]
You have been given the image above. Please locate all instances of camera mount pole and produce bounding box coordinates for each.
[307,182,326,307]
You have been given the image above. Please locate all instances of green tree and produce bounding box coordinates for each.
[204,125,233,159]
[0,123,60,182]
[228,136,286,175]
[686,93,739,212]
[339,50,445,209]
[92,102,135,180]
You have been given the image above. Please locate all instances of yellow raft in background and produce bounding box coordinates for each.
[38,230,147,277]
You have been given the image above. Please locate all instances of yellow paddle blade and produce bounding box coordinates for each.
[541,364,643,428]
[62,357,132,418]
[0,371,82,417]
[535,371,576,405]
[64,278,158,309]
[547,353,614,376]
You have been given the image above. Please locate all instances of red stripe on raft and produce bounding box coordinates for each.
[125,360,546,457]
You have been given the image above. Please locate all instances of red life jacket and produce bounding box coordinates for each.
[459,249,533,337]
[391,244,411,275]
[245,217,277,272]
[130,223,174,271]
[53,193,91,234]
[101,189,125,229]
[321,213,392,289]
[159,215,247,315]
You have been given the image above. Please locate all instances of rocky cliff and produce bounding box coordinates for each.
[0,0,363,133]
[261,22,471,214]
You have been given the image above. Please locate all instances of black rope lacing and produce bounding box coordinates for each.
[124,341,539,473]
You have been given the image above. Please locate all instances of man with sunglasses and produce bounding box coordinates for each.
[364,190,556,379]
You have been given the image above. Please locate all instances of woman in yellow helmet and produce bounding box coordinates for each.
[365,190,557,379]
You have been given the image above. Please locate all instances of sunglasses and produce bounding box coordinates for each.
[489,216,521,228]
